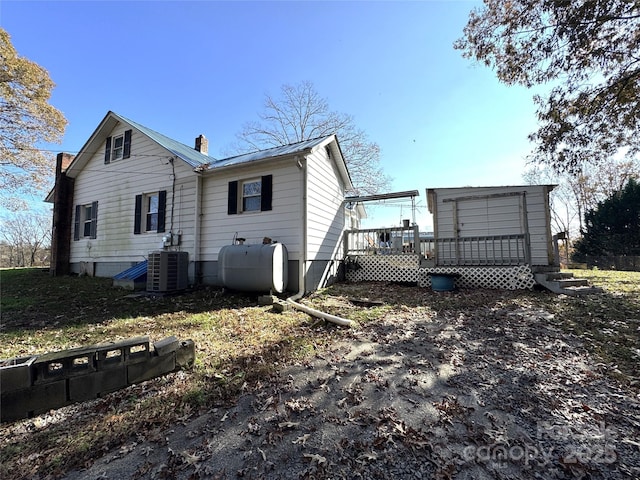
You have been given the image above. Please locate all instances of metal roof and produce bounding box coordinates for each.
[118,113,333,171]
[209,136,332,168]
[344,190,420,203]
[116,114,216,168]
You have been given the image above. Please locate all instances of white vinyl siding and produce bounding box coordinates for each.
[305,147,346,262]
[198,160,302,261]
[69,123,197,265]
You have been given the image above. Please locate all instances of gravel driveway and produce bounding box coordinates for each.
[61,288,640,480]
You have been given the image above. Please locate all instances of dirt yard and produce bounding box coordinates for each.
[3,281,637,480]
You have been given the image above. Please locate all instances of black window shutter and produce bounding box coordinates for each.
[134,195,142,234]
[73,204,81,241]
[90,201,98,239]
[157,190,166,233]
[104,137,112,164]
[261,175,273,211]
[123,129,132,159]
[228,181,238,215]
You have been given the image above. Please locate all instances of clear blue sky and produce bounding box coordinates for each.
[1,0,541,230]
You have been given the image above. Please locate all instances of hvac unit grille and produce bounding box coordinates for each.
[147,251,189,292]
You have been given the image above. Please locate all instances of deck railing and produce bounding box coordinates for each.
[434,234,529,266]
[344,226,421,256]
[344,229,529,266]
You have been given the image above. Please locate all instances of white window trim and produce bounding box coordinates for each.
[144,192,159,232]
[240,178,262,213]
[82,205,93,238]
[111,133,124,161]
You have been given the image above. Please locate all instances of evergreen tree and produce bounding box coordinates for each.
[573,178,640,258]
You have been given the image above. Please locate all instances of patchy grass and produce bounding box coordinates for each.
[1,268,638,479]
[549,269,640,381]
[1,268,337,478]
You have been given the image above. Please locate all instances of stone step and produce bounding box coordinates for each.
[555,278,589,288]
[557,285,604,296]
[534,272,602,296]
[546,272,574,280]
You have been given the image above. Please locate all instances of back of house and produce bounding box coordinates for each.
[47,111,360,293]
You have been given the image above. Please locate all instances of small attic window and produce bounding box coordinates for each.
[325,146,332,160]
[112,134,124,161]
[104,129,132,164]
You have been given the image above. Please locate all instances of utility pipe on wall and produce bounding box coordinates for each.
[285,154,354,327]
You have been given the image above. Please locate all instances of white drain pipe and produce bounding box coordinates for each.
[286,293,354,327]
[287,154,353,327]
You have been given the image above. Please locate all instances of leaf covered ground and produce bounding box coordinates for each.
[1,268,639,479]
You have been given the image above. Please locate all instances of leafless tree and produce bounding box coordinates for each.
[234,81,391,195]
[0,210,51,267]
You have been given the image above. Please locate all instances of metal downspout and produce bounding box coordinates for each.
[286,155,353,327]
[194,174,202,283]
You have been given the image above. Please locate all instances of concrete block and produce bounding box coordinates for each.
[271,300,291,313]
[176,340,196,369]
[154,336,179,356]
[125,340,151,365]
[127,353,175,385]
[96,337,150,368]
[1,380,68,423]
[69,367,128,402]
[0,356,36,392]
[258,295,276,306]
[96,346,125,370]
[33,346,97,385]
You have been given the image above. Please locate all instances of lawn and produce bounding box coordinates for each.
[1,267,638,479]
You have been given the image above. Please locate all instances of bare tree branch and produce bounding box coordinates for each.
[235,81,391,195]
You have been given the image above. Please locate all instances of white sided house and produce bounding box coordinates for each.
[48,111,361,293]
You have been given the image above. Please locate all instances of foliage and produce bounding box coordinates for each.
[573,178,640,257]
[234,80,391,195]
[0,28,67,210]
[456,1,640,173]
[524,158,640,236]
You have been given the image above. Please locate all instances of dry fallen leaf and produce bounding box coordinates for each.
[278,421,300,429]
[181,451,201,466]
[303,453,326,465]
[293,434,311,446]
[357,451,378,462]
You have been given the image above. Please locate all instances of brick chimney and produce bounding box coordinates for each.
[55,152,74,176]
[195,134,208,155]
[50,152,76,276]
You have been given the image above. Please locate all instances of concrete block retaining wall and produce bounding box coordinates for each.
[0,336,195,423]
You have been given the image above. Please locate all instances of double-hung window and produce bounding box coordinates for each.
[146,193,159,232]
[104,129,132,164]
[111,134,124,161]
[83,204,94,237]
[228,175,272,214]
[242,179,262,212]
[73,201,98,240]
[134,191,166,234]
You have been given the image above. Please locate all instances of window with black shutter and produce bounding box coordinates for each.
[105,129,132,164]
[134,191,166,234]
[73,201,98,240]
[228,175,273,214]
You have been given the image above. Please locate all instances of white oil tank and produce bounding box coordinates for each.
[218,243,288,293]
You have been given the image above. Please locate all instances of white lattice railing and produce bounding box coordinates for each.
[344,254,535,290]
